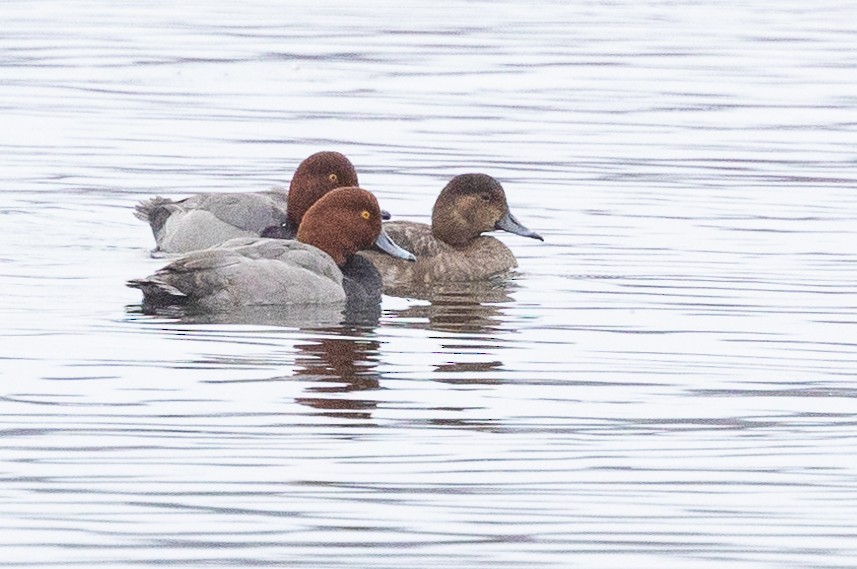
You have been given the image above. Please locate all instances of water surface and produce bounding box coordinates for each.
[2,1,857,567]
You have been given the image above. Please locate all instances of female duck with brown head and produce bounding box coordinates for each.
[128,187,415,313]
[360,173,542,290]
[134,151,374,254]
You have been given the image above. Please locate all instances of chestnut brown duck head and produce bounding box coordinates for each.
[431,173,543,247]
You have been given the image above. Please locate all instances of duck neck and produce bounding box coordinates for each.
[297,227,351,267]
[431,203,482,247]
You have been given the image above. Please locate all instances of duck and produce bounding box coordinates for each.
[127,187,416,313]
[359,173,543,290]
[134,151,366,254]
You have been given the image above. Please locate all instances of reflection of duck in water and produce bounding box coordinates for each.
[130,303,376,328]
[384,279,518,383]
[292,328,382,421]
[131,299,382,328]
[385,279,517,334]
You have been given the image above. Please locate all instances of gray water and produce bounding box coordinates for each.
[2,1,857,567]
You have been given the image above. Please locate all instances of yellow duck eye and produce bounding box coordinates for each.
[360,210,371,220]
[328,173,338,183]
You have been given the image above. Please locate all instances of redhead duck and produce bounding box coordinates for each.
[128,187,415,312]
[134,151,364,254]
[360,173,542,289]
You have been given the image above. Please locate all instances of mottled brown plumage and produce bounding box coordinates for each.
[360,173,542,291]
[363,221,518,285]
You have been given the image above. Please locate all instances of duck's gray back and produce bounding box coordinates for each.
[136,190,289,254]
[132,237,346,311]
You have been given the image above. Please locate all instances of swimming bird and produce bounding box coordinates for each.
[359,173,542,290]
[128,187,415,313]
[134,151,361,254]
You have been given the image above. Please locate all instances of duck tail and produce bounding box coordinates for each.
[127,277,188,307]
[134,196,174,223]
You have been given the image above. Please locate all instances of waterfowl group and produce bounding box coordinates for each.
[129,151,543,316]
[129,187,413,311]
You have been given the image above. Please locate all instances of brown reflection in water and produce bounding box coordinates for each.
[386,280,515,334]
[386,279,516,385]
[293,328,382,421]
[434,360,503,374]
[126,303,384,421]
